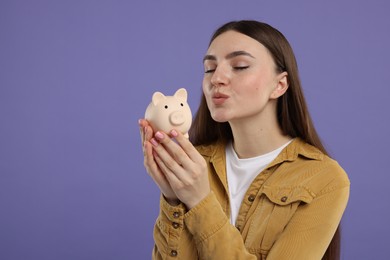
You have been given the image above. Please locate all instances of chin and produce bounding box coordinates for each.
[210,113,230,123]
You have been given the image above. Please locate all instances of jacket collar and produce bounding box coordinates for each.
[267,138,324,168]
[196,138,324,193]
[196,138,324,167]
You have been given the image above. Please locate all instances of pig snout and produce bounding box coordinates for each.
[169,111,185,126]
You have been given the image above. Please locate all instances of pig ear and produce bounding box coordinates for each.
[152,92,166,105]
[174,88,187,102]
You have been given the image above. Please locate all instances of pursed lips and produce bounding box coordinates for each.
[212,92,229,105]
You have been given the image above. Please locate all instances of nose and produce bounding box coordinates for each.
[169,111,185,126]
[210,66,229,87]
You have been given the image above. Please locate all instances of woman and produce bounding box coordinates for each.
[139,20,350,260]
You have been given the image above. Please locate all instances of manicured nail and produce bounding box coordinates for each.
[138,119,142,125]
[155,131,164,139]
[170,129,178,137]
[150,138,159,147]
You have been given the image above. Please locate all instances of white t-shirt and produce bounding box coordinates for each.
[225,140,292,225]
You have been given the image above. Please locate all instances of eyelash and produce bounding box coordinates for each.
[234,66,249,71]
[204,69,215,74]
[204,66,249,74]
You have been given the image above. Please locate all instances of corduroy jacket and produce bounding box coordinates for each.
[152,138,350,259]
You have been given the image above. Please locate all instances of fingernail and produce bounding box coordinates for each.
[138,119,142,125]
[171,129,178,137]
[155,131,164,139]
[150,138,158,147]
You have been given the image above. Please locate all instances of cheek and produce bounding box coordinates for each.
[235,78,273,104]
[247,74,272,93]
[202,79,210,97]
[238,77,263,95]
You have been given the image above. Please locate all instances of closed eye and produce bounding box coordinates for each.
[204,68,216,74]
[233,66,249,71]
[205,66,249,74]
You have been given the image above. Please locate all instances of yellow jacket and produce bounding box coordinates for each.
[152,138,350,259]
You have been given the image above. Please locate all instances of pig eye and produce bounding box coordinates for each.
[180,103,183,106]
[164,105,168,109]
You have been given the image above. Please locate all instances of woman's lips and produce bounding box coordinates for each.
[212,92,229,105]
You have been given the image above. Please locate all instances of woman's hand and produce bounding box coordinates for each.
[149,129,210,209]
[139,119,178,205]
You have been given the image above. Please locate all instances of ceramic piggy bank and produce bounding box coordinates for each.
[145,88,192,138]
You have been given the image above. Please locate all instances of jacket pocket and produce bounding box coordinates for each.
[254,185,316,257]
[261,185,315,205]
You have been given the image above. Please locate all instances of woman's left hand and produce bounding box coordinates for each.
[148,129,210,209]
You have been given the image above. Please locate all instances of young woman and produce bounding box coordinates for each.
[139,20,350,260]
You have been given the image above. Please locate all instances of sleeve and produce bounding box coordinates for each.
[153,192,258,259]
[266,183,350,259]
[184,192,258,260]
[152,194,192,259]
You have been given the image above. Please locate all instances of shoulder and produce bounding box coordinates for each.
[312,156,350,194]
[270,139,350,195]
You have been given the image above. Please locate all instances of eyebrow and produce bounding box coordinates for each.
[203,50,255,62]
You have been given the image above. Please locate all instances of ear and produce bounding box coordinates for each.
[152,92,166,105]
[174,88,188,102]
[270,72,289,99]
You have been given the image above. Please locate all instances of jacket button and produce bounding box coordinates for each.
[173,212,180,218]
[281,196,288,202]
[172,222,180,229]
[170,250,178,257]
[248,195,255,202]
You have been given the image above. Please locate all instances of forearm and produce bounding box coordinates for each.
[184,192,257,260]
[153,195,191,259]
[153,192,258,260]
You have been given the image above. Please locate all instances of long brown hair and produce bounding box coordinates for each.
[189,20,340,260]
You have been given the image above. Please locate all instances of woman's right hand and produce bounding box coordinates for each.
[139,119,179,205]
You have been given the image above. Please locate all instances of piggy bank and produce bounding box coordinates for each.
[145,88,192,138]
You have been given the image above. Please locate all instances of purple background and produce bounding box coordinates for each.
[1,1,389,259]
